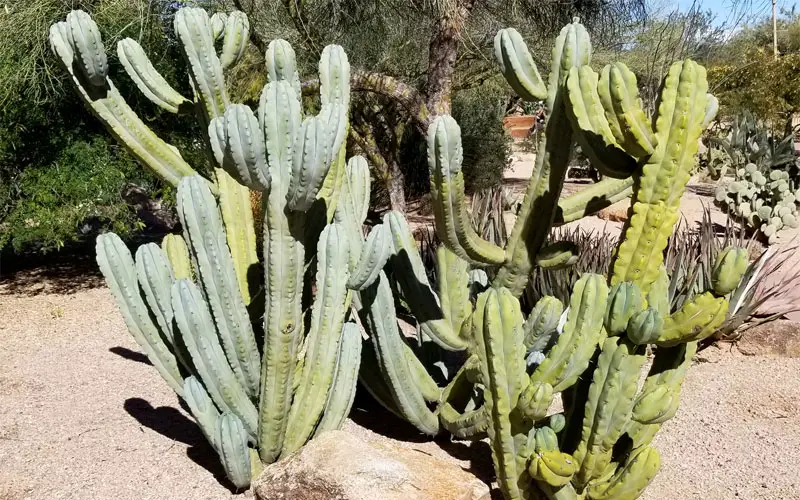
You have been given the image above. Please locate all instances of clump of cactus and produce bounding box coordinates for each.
[50,7,377,488]
[53,7,752,499]
[715,162,799,244]
[417,19,744,500]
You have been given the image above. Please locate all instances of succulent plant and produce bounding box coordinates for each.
[56,9,755,500]
[706,112,800,244]
[420,19,735,500]
[714,162,799,244]
[54,6,375,488]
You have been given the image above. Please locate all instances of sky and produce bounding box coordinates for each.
[674,0,789,25]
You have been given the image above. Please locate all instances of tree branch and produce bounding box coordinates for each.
[302,70,431,130]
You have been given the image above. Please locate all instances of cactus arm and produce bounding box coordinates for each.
[347,222,392,291]
[428,115,506,266]
[702,93,719,128]
[287,105,348,212]
[385,211,469,351]
[554,177,634,225]
[436,245,472,341]
[210,12,227,39]
[517,381,554,421]
[439,356,489,438]
[317,142,347,220]
[611,60,708,292]
[219,11,249,70]
[441,405,489,440]
[314,322,363,435]
[183,376,221,449]
[174,7,229,120]
[259,81,303,186]
[531,274,608,392]
[95,233,183,396]
[66,10,108,87]
[209,104,271,191]
[319,44,351,108]
[494,20,591,295]
[215,413,253,489]
[403,343,441,403]
[117,38,189,113]
[536,242,579,270]
[494,28,548,102]
[655,292,727,347]
[597,63,657,157]
[565,66,637,178]
[631,342,696,431]
[358,272,440,435]
[134,243,176,346]
[258,193,306,463]
[177,176,261,397]
[572,337,646,489]
[471,287,530,500]
[49,22,197,188]
[134,243,195,372]
[216,170,259,305]
[586,446,660,500]
[171,278,258,437]
[523,296,564,352]
[283,223,351,455]
[266,39,303,98]
[161,234,193,280]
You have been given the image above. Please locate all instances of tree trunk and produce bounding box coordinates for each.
[386,161,407,213]
[424,0,476,115]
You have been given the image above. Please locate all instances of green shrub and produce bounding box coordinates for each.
[452,83,512,192]
[0,137,167,253]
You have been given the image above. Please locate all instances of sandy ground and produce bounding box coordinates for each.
[1,266,800,499]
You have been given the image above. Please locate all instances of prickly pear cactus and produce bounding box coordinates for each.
[714,163,799,244]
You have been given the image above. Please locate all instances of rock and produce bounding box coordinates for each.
[736,320,800,357]
[253,430,489,500]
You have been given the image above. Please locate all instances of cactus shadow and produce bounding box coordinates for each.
[348,389,434,443]
[434,438,496,487]
[123,397,237,492]
[109,346,151,365]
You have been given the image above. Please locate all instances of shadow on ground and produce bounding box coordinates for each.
[109,346,152,366]
[123,397,238,493]
[0,252,104,296]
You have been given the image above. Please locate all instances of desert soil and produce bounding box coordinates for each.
[1,265,799,499]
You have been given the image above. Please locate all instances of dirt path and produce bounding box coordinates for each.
[2,268,799,499]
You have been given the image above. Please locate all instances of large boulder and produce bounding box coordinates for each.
[253,430,489,500]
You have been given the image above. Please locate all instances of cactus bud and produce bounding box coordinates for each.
[549,413,566,433]
[604,282,644,335]
[523,296,564,351]
[711,246,749,295]
[627,307,663,345]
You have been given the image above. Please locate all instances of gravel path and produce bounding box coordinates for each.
[1,267,799,499]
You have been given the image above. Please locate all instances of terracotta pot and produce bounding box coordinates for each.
[503,115,536,140]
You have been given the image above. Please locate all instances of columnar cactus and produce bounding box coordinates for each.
[55,7,368,488]
[55,9,754,498]
[419,19,745,500]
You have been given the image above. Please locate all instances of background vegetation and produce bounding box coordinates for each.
[3,0,800,257]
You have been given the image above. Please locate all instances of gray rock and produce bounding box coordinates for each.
[253,430,489,500]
